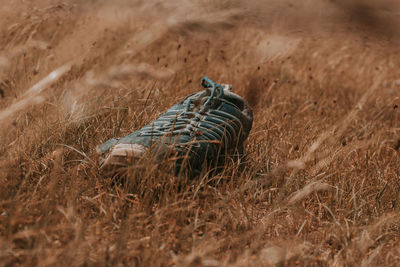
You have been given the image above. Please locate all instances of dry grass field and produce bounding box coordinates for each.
[1,0,400,266]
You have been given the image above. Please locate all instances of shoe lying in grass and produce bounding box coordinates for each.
[97,76,253,178]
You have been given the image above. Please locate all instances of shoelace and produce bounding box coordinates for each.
[137,77,243,148]
[186,76,232,110]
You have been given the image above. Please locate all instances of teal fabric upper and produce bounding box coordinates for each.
[99,77,253,178]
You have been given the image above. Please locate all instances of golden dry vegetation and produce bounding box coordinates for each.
[1,0,400,266]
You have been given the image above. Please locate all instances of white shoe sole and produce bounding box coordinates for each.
[100,143,146,172]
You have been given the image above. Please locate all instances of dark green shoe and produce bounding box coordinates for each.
[98,76,253,178]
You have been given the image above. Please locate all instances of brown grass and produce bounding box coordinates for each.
[1,0,400,266]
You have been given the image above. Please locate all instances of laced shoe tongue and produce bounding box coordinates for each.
[221,84,232,91]
[185,77,232,112]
